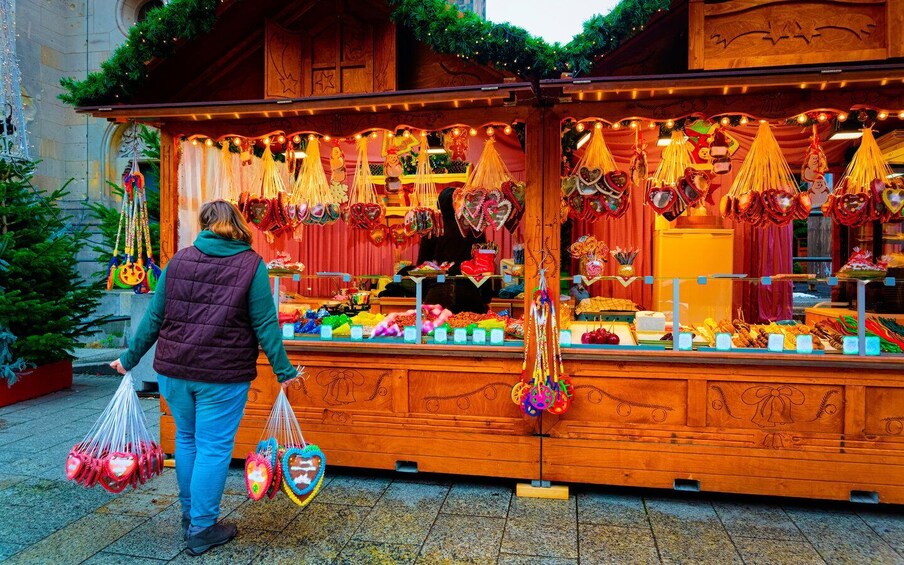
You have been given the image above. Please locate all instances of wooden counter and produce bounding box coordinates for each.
[160,342,904,503]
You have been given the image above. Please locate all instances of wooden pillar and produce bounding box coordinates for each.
[159,128,178,265]
[522,106,563,318]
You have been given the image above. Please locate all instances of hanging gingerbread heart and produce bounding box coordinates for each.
[281,445,326,497]
[646,185,677,214]
[882,187,904,216]
[244,453,273,501]
[578,166,603,190]
[606,193,630,219]
[368,225,388,246]
[561,176,578,197]
[461,189,487,231]
[484,198,513,230]
[603,171,630,195]
[106,452,138,481]
[65,451,84,481]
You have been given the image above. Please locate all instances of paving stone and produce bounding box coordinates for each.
[315,473,391,507]
[785,507,903,564]
[646,497,724,537]
[714,502,805,541]
[81,552,167,564]
[255,502,369,563]
[352,480,448,544]
[501,517,578,559]
[733,537,827,565]
[3,512,144,565]
[226,495,304,532]
[0,474,29,489]
[579,524,660,565]
[168,528,275,564]
[336,540,420,565]
[858,510,904,555]
[508,494,577,523]
[102,504,188,560]
[0,477,72,508]
[136,468,179,496]
[578,493,650,529]
[96,492,177,518]
[655,531,743,565]
[440,482,512,518]
[0,542,25,561]
[419,514,505,564]
[497,555,578,565]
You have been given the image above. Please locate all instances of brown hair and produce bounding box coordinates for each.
[199,200,253,244]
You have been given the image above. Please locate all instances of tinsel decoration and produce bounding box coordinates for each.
[0,0,29,159]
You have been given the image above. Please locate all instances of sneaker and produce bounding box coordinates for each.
[186,522,238,556]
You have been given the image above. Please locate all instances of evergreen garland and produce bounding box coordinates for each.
[61,0,668,107]
[0,159,102,365]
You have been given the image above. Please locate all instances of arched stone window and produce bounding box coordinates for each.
[116,0,166,36]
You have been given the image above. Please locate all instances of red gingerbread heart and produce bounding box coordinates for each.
[646,185,677,214]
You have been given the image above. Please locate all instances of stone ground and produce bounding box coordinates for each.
[1,375,904,564]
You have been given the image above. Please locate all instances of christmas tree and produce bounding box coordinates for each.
[0,158,101,367]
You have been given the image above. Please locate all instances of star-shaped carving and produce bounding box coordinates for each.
[279,72,298,95]
[315,71,336,94]
[766,21,791,45]
[795,21,819,44]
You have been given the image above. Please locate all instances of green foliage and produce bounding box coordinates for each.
[85,126,161,275]
[0,159,102,365]
[60,0,668,107]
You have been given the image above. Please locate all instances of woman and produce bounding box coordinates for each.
[111,200,298,556]
[417,186,492,313]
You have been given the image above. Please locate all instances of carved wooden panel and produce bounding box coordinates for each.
[408,372,522,418]
[707,381,843,433]
[865,387,904,436]
[562,377,687,425]
[265,20,302,98]
[284,365,393,413]
[690,0,893,70]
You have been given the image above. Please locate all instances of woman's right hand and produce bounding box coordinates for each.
[110,359,127,375]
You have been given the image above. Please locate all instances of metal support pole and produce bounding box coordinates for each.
[272,276,280,313]
[672,277,681,351]
[857,280,866,356]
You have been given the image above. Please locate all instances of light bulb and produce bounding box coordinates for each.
[205,139,213,147]
[504,125,513,135]
[595,122,603,130]
[797,114,808,124]
[879,111,889,120]
[402,130,410,138]
[370,132,378,139]
[293,135,301,144]
[264,137,270,145]
[575,122,585,133]
[838,112,848,122]
[486,126,495,136]
[817,113,827,122]
[469,128,477,136]
[452,128,460,136]
[739,116,748,125]
[720,117,730,126]
[277,135,285,144]
[308,134,315,141]
[191,139,198,146]
[324,135,331,141]
[355,133,362,140]
[648,121,656,129]
[665,119,674,129]
[233,137,242,146]
[612,122,620,130]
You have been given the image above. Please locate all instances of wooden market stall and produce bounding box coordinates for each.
[71,0,904,503]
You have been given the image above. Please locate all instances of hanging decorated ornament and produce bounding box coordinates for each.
[685,120,740,171]
[383,147,404,193]
[824,128,901,226]
[455,135,525,235]
[510,272,571,416]
[646,130,710,221]
[444,127,470,161]
[348,136,386,234]
[404,136,443,238]
[219,142,240,203]
[563,125,631,223]
[105,136,161,294]
[802,125,830,194]
[245,377,326,508]
[709,127,732,175]
[239,144,291,242]
[721,122,809,226]
[629,128,648,188]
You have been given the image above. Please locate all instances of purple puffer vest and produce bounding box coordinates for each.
[153,246,263,383]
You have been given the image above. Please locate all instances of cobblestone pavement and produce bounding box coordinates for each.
[1,375,903,564]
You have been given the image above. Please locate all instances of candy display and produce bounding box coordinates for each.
[245,384,325,507]
[610,246,639,278]
[266,251,305,275]
[66,373,165,492]
[371,305,453,337]
[574,296,639,315]
[837,247,888,279]
[569,235,608,279]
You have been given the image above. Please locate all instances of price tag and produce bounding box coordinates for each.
[319,325,333,340]
[350,325,364,341]
[715,333,732,351]
[403,326,418,343]
[559,330,573,347]
[866,336,881,356]
[795,334,813,354]
[453,328,468,344]
[434,327,448,343]
[677,332,693,351]
[767,333,785,352]
[472,328,487,345]
[282,323,295,339]
[842,335,859,355]
[490,328,505,345]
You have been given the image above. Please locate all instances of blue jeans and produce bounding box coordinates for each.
[158,375,250,529]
